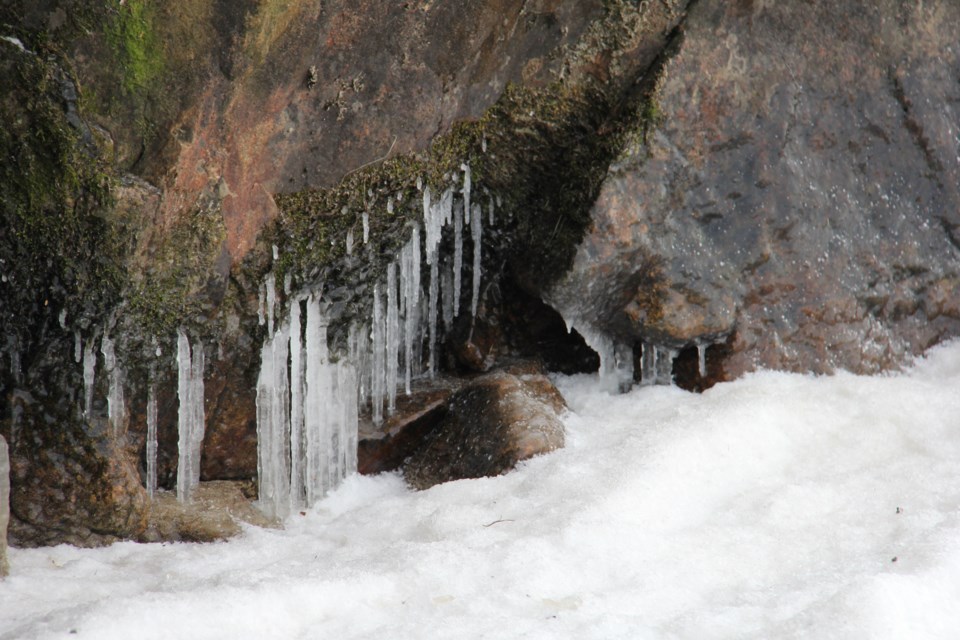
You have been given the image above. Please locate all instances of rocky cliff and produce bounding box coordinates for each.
[1,0,958,546]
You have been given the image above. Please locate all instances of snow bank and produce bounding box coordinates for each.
[3,341,960,639]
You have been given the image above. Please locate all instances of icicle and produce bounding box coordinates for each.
[481,136,487,153]
[470,202,482,318]
[176,329,205,504]
[416,175,423,191]
[304,293,327,504]
[289,299,305,511]
[8,336,19,385]
[284,273,292,296]
[74,331,82,364]
[489,198,495,226]
[101,335,125,438]
[655,347,676,385]
[146,380,158,499]
[265,273,277,335]
[402,226,420,394]
[641,342,656,386]
[258,283,266,326]
[453,199,463,317]
[441,258,454,329]
[387,197,394,214]
[362,211,370,244]
[58,309,67,329]
[422,186,435,265]
[386,262,399,413]
[371,286,385,425]
[346,229,354,255]
[428,259,439,377]
[462,163,471,225]
[83,340,96,416]
[697,343,707,379]
[440,187,453,226]
[272,244,279,261]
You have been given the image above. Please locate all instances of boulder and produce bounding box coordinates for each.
[138,481,273,543]
[547,0,960,378]
[403,371,566,490]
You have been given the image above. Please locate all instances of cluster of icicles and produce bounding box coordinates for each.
[65,324,206,505]
[255,163,493,519]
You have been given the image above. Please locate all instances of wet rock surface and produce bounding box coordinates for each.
[548,0,960,376]
[403,370,566,490]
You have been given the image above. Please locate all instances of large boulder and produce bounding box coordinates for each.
[547,0,960,378]
[403,371,566,490]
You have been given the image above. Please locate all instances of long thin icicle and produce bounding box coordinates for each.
[176,329,205,504]
[470,201,482,318]
[453,200,463,317]
[289,299,305,511]
[146,380,158,499]
[386,262,399,413]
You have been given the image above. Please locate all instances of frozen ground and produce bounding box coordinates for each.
[3,340,960,639]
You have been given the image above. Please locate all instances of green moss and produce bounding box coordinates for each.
[0,48,128,344]
[105,0,164,96]
[126,204,226,338]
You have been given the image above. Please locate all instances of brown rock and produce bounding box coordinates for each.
[139,481,273,543]
[403,371,566,490]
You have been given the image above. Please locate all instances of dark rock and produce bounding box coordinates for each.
[403,371,565,490]
[138,481,273,543]
[547,0,960,377]
[1,435,8,577]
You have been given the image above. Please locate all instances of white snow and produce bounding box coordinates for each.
[4,341,960,638]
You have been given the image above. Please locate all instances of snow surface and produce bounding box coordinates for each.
[4,341,960,639]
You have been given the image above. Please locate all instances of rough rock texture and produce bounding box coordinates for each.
[139,481,273,543]
[1,435,9,577]
[4,0,960,545]
[403,371,565,490]
[548,0,960,377]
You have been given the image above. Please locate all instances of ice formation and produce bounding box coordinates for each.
[254,165,488,517]
[146,381,158,498]
[101,335,126,438]
[256,291,360,519]
[640,342,676,386]
[82,340,95,417]
[697,343,707,379]
[176,329,205,504]
[470,202,482,318]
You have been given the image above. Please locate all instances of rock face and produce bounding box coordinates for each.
[3,0,960,545]
[1,435,8,577]
[548,0,960,378]
[403,371,566,490]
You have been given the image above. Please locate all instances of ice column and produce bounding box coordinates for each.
[453,200,463,317]
[697,343,707,379]
[257,320,290,520]
[470,202,482,318]
[641,342,656,386]
[101,335,125,438]
[400,226,421,394]
[82,340,96,417]
[370,286,385,424]
[146,381,158,498]
[176,329,206,504]
[289,299,305,510]
[386,262,400,412]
